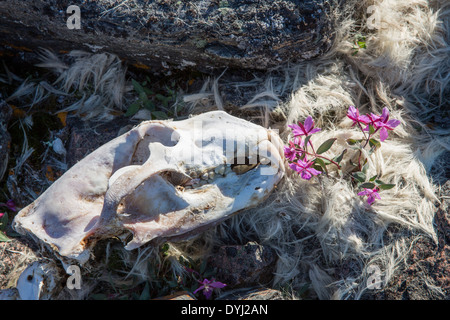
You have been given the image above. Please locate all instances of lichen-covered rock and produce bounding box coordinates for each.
[0,0,334,72]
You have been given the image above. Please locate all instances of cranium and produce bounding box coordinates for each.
[13,111,285,263]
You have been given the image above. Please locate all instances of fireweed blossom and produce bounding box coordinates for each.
[347,105,370,126]
[193,278,227,299]
[285,107,397,206]
[365,107,401,141]
[288,116,321,137]
[289,158,322,180]
[284,141,297,162]
[283,136,303,161]
[358,187,381,205]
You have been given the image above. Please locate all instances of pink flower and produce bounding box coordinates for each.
[288,116,321,137]
[5,200,16,212]
[365,107,400,141]
[193,278,227,299]
[0,213,4,219]
[357,187,381,205]
[284,143,297,162]
[284,137,303,161]
[289,158,322,180]
[0,199,16,212]
[347,105,370,126]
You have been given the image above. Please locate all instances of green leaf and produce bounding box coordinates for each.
[199,259,207,274]
[352,171,366,183]
[357,41,366,49]
[90,293,108,300]
[303,135,312,149]
[132,79,145,95]
[143,100,155,111]
[313,158,328,174]
[362,163,368,175]
[125,102,141,117]
[0,231,11,242]
[332,149,347,164]
[152,111,168,120]
[176,102,184,113]
[316,138,337,154]
[347,139,361,145]
[369,124,376,135]
[312,164,324,173]
[378,184,395,190]
[143,87,154,95]
[139,91,148,102]
[139,282,151,300]
[369,175,378,182]
[375,179,385,185]
[155,94,167,101]
[369,138,381,149]
[360,182,376,189]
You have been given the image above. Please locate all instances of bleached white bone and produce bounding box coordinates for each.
[13,111,285,263]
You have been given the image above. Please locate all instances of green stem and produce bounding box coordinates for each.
[356,123,380,170]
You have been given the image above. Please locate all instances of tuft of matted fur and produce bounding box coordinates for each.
[8,49,131,121]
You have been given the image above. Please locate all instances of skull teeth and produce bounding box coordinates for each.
[181,161,259,190]
[200,172,209,180]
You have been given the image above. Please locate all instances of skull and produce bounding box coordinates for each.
[13,111,285,263]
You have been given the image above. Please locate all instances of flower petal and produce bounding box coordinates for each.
[203,288,213,299]
[381,107,390,122]
[379,127,388,141]
[308,167,322,176]
[289,163,300,172]
[358,115,371,124]
[211,281,227,289]
[193,286,205,294]
[304,116,314,132]
[358,189,370,196]
[386,119,400,129]
[300,170,312,180]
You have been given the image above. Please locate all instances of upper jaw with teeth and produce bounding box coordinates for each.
[12,111,285,263]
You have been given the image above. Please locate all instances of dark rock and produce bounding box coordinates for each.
[0,100,11,182]
[0,0,334,73]
[208,241,277,288]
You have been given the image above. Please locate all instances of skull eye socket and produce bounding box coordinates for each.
[132,126,180,165]
[146,125,180,147]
